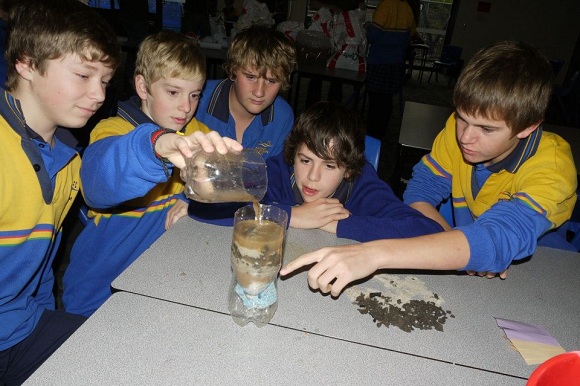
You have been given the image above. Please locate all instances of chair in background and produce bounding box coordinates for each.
[428,45,463,87]
[554,70,580,127]
[364,135,381,171]
[408,43,430,83]
[549,59,565,77]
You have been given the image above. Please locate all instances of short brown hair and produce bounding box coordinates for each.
[453,40,554,134]
[6,0,120,92]
[134,30,206,94]
[284,101,365,180]
[224,26,296,90]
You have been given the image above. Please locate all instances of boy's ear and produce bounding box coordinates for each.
[14,58,34,81]
[134,75,149,100]
[516,122,541,139]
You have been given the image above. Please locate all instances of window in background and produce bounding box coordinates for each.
[416,0,457,61]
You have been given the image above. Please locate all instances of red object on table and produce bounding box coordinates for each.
[527,351,580,386]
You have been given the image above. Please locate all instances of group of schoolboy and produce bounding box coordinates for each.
[1,0,576,383]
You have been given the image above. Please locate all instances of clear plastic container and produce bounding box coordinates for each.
[180,148,267,203]
[228,204,288,327]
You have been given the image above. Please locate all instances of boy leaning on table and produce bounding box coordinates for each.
[0,0,120,383]
[280,40,577,297]
[62,31,242,318]
[262,100,443,241]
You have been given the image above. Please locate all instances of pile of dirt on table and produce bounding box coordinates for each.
[347,275,455,332]
[353,291,454,332]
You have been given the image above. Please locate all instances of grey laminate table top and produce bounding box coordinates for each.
[25,292,525,386]
[111,217,580,379]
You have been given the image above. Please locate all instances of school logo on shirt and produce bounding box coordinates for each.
[498,190,514,202]
[255,141,271,156]
[69,180,80,202]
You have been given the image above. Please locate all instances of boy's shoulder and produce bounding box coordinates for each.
[184,118,211,135]
[91,115,134,141]
[529,129,575,171]
[202,79,224,95]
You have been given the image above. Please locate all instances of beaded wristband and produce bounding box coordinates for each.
[150,128,183,177]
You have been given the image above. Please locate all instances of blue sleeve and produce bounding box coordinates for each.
[260,154,295,222]
[81,123,169,208]
[403,154,452,207]
[175,191,188,202]
[458,200,551,272]
[337,164,444,242]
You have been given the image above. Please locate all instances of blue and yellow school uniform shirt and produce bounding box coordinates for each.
[62,97,210,317]
[195,79,293,159]
[0,91,80,349]
[404,113,577,272]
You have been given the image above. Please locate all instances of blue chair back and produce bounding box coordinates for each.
[364,135,381,171]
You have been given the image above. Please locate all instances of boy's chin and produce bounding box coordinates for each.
[461,153,482,165]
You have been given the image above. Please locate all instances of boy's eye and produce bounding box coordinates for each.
[168,90,178,96]
[482,127,494,133]
[266,78,279,85]
[76,73,89,80]
[190,93,200,100]
[299,157,310,164]
[325,163,337,170]
[245,74,256,81]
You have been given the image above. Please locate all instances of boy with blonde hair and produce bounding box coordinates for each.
[281,41,577,296]
[0,0,120,383]
[63,31,241,317]
[195,25,296,159]
[190,25,296,224]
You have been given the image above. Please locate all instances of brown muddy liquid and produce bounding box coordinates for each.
[231,218,284,296]
[198,190,256,202]
[253,201,262,219]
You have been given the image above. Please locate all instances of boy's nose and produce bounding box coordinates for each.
[253,80,265,97]
[460,126,477,143]
[307,165,321,181]
[178,97,192,113]
[89,83,106,103]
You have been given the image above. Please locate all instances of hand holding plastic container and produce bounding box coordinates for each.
[228,204,288,327]
[180,148,267,203]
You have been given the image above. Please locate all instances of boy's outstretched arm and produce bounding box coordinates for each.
[280,230,470,297]
[82,127,242,209]
[409,202,453,231]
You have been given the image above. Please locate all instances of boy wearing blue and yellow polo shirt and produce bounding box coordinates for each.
[189,25,296,225]
[195,25,296,159]
[63,31,241,317]
[280,40,577,297]
[0,1,120,383]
